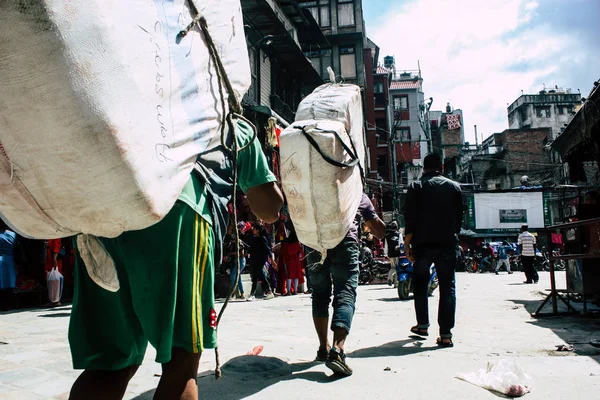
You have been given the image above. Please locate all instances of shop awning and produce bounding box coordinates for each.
[241,0,324,86]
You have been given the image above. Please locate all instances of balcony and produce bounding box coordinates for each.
[270,94,296,124]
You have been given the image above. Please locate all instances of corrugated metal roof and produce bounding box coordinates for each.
[390,80,422,90]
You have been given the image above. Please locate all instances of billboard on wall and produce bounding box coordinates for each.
[474,192,544,230]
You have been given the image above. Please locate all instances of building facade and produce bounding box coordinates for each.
[507,88,582,141]
[468,128,553,190]
[299,0,368,87]
[386,62,428,186]
[429,103,465,180]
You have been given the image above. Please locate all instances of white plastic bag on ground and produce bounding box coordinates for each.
[0,0,249,239]
[46,267,64,303]
[456,359,532,397]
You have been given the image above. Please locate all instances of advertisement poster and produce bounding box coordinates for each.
[474,192,544,230]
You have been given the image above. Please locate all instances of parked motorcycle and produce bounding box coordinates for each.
[395,252,439,300]
[358,245,392,285]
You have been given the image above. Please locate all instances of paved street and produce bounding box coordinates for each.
[1,271,599,399]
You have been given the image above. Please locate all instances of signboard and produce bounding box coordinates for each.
[499,209,527,223]
[474,192,544,230]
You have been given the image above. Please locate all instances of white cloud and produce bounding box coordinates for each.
[369,0,592,144]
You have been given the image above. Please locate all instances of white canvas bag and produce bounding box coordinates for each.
[0,0,250,239]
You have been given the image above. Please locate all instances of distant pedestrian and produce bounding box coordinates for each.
[278,229,304,295]
[307,193,386,376]
[403,153,463,348]
[518,225,539,284]
[248,223,275,300]
[384,221,403,286]
[495,241,513,275]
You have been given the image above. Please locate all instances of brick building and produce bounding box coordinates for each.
[469,128,553,190]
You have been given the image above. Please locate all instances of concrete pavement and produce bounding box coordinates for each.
[1,271,599,399]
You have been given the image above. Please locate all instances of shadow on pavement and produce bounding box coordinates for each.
[38,312,71,318]
[348,338,439,358]
[508,298,600,360]
[133,355,337,400]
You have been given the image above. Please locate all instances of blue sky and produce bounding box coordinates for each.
[363,0,600,144]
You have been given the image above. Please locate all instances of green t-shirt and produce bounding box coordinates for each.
[177,119,277,226]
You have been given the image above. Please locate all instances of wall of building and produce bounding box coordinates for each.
[468,128,554,189]
[507,93,581,140]
[260,53,271,107]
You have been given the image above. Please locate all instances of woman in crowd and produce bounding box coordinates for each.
[278,229,304,295]
[247,223,275,300]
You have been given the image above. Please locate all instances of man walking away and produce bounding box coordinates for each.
[385,221,403,286]
[307,193,386,377]
[495,241,513,275]
[403,153,463,348]
[68,119,284,400]
[518,225,539,284]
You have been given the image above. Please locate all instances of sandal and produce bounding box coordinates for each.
[315,347,330,362]
[410,326,429,337]
[436,337,454,348]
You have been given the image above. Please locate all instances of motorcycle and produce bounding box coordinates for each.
[358,245,392,285]
[395,251,439,300]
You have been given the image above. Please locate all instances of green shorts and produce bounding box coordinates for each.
[69,201,216,370]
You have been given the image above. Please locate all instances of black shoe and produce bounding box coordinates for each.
[524,281,533,284]
[508,272,513,274]
[315,348,329,362]
[326,348,353,376]
[495,271,499,275]
[534,280,539,284]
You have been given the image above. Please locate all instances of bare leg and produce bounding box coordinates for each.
[69,365,139,400]
[313,316,330,351]
[154,347,201,400]
[332,327,348,353]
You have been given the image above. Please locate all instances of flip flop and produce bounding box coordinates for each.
[436,337,454,348]
[410,326,429,337]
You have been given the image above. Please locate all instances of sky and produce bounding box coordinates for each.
[363,0,600,144]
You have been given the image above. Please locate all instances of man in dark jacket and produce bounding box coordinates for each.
[403,153,463,347]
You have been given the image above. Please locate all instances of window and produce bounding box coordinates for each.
[299,0,331,28]
[337,0,355,26]
[305,48,333,80]
[374,82,384,94]
[375,118,387,142]
[536,106,551,118]
[519,107,528,123]
[558,106,565,115]
[339,46,356,79]
[393,96,408,110]
[377,155,389,180]
[396,127,411,142]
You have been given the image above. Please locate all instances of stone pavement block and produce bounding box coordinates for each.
[0,368,62,392]
[29,377,74,398]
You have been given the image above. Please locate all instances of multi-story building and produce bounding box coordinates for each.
[299,0,368,87]
[468,128,553,190]
[429,103,465,179]
[507,87,582,141]
[386,59,428,186]
[242,0,325,125]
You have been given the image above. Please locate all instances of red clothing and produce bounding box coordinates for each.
[279,242,304,280]
[44,239,63,274]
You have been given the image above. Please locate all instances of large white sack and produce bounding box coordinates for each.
[0,0,249,239]
[295,83,365,173]
[280,120,362,255]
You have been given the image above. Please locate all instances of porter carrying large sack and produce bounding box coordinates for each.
[295,83,366,173]
[279,120,363,256]
[0,0,250,239]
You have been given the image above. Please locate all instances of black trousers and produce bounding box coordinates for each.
[250,263,271,295]
[521,256,539,283]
